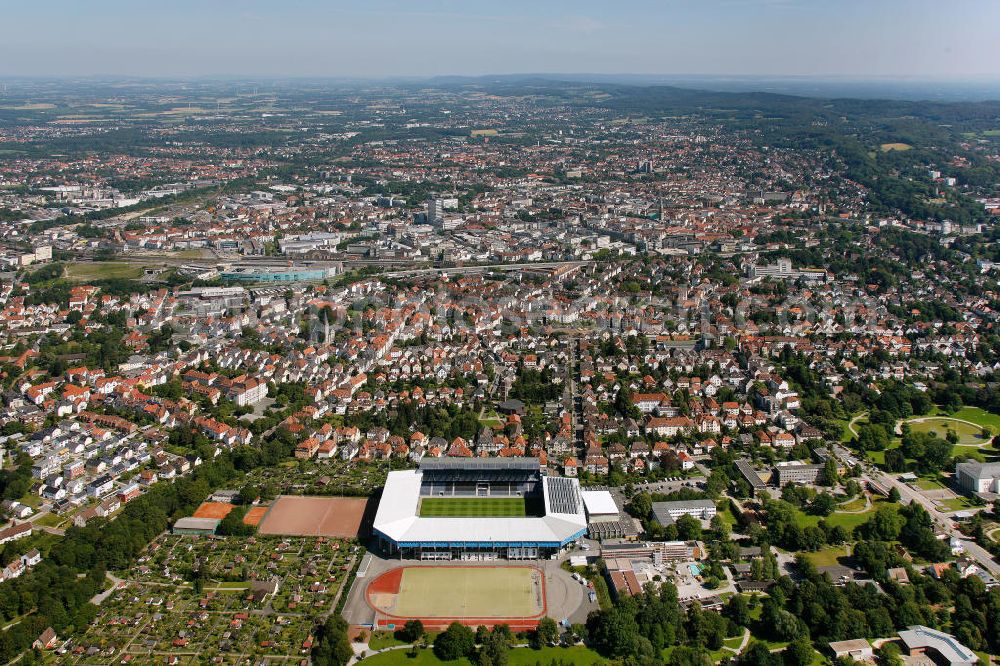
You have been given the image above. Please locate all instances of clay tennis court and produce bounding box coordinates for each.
[256,495,370,538]
[367,566,546,631]
[242,506,269,526]
[193,502,236,520]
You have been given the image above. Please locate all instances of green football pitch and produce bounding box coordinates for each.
[418,496,528,517]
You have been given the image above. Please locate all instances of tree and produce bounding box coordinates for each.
[875,642,904,666]
[312,616,353,666]
[398,619,424,643]
[587,604,640,657]
[216,506,256,537]
[900,432,953,473]
[534,617,559,647]
[479,625,510,666]
[888,486,901,503]
[883,448,906,472]
[669,645,713,666]
[434,622,475,661]
[675,514,703,541]
[819,458,840,486]
[724,593,752,627]
[783,637,815,666]
[809,492,836,517]
[629,492,652,520]
[739,640,780,666]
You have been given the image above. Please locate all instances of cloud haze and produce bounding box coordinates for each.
[2,0,998,79]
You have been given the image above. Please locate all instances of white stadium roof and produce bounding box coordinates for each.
[373,470,588,547]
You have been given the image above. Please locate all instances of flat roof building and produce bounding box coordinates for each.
[651,499,717,526]
[828,639,873,661]
[172,517,220,535]
[774,462,822,486]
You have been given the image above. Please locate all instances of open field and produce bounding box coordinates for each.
[367,566,545,628]
[796,498,898,532]
[802,546,850,567]
[880,142,912,152]
[64,261,144,281]
[907,417,990,446]
[950,407,1000,431]
[418,496,529,518]
[0,103,56,110]
[257,495,370,538]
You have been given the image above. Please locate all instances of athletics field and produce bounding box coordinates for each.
[367,566,546,630]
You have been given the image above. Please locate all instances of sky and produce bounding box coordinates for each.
[3,0,999,80]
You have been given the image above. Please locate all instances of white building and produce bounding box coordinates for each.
[651,499,717,525]
[955,461,1000,494]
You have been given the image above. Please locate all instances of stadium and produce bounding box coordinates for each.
[372,457,588,560]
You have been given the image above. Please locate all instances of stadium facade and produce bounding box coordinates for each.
[373,457,588,560]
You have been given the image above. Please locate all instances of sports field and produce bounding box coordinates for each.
[193,502,236,520]
[418,496,528,517]
[256,495,370,537]
[367,566,545,624]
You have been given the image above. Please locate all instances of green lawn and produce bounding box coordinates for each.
[953,446,990,462]
[915,476,948,491]
[950,407,1000,431]
[34,513,64,528]
[938,497,975,512]
[802,546,850,567]
[795,500,899,533]
[838,497,867,512]
[359,648,472,665]
[368,632,408,651]
[64,261,144,282]
[418,496,531,518]
[907,417,987,446]
[717,504,740,528]
[508,646,605,665]
[359,646,604,666]
[724,635,744,649]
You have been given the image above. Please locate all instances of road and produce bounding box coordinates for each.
[383,260,592,279]
[863,468,1000,577]
[90,572,125,606]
